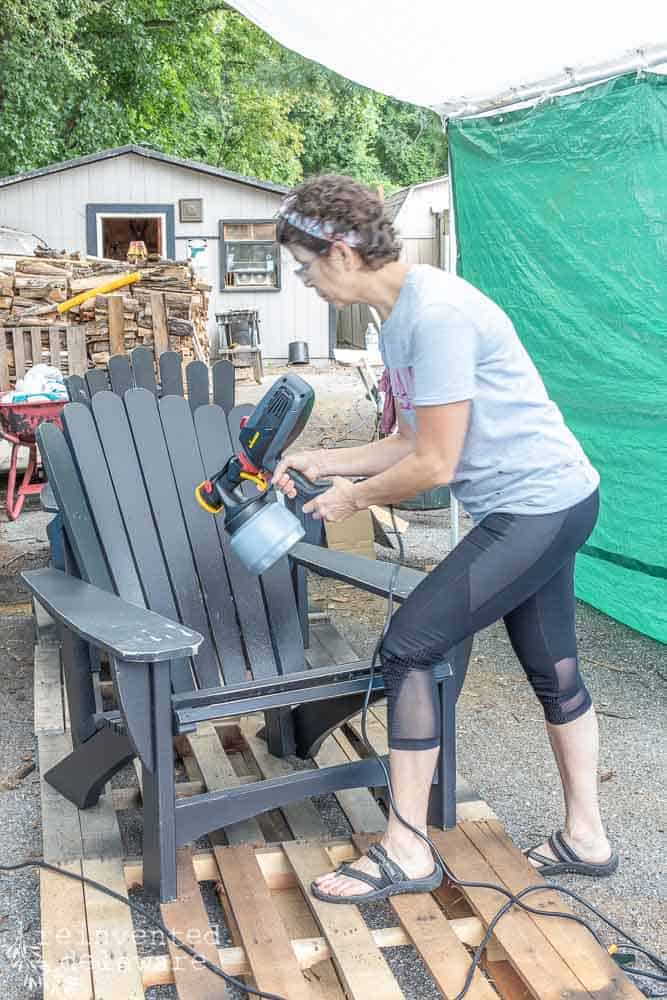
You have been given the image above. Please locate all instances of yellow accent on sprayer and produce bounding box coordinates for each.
[56,271,142,315]
[194,483,222,514]
[240,471,268,491]
[248,431,260,448]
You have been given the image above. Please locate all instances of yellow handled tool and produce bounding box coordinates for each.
[57,271,141,314]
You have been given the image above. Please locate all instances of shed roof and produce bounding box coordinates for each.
[384,187,411,223]
[0,145,289,195]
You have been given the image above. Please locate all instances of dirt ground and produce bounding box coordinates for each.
[0,364,665,998]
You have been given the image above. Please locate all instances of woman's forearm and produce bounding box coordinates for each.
[352,451,453,509]
[318,433,415,478]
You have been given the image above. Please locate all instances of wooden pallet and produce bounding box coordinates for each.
[0,324,89,391]
[33,617,641,1000]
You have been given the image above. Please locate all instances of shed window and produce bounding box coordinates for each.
[220,220,280,291]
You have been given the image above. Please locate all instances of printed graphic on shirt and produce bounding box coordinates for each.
[389,366,415,412]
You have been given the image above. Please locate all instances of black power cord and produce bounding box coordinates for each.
[2,507,665,998]
[0,858,285,1000]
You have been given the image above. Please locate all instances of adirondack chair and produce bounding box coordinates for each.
[23,386,471,901]
[65,347,236,415]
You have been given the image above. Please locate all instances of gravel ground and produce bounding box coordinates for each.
[0,366,665,998]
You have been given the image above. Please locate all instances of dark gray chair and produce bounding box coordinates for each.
[23,388,470,902]
[65,347,236,415]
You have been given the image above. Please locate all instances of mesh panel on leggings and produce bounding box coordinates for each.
[537,656,592,725]
[382,653,440,751]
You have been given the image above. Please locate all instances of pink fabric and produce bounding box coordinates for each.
[379,368,397,435]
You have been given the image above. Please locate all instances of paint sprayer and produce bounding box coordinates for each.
[195,374,329,574]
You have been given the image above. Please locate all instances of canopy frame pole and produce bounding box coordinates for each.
[440,44,667,121]
[446,145,462,553]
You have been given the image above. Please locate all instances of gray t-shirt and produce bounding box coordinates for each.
[380,266,599,521]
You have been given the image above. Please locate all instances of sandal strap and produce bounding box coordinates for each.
[551,830,583,864]
[335,863,385,891]
[367,843,408,884]
[549,830,580,864]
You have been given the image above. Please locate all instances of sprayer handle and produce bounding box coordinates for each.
[287,468,332,498]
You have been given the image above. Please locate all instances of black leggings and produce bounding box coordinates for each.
[380,489,599,751]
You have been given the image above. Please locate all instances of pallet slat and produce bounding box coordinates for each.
[217,845,314,1000]
[161,849,228,999]
[284,841,403,1000]
[462,821,642,998]
[431,826,603,1000]
[187,722,264,845]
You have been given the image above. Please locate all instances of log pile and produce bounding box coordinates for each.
[0,251,210,367]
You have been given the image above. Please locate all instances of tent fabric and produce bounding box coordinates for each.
[226,0,666,113]
[448,73,666,643]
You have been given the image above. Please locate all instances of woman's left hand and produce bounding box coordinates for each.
[302,476,359,522]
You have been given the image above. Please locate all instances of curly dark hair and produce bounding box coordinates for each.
[277,174,402,270]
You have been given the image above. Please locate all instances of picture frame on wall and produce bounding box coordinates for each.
[179,198,203,223]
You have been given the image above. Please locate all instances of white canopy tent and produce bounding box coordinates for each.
[227,1,666,553]
[227,1,666,117]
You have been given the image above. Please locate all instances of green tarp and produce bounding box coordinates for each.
[448,73,666,643]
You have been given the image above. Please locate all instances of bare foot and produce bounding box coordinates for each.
[314,835,435,899]
[527,829,612,869]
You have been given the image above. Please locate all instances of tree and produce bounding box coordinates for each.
[0,2,446,189]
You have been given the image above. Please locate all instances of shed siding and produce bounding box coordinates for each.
[0,153,329,359]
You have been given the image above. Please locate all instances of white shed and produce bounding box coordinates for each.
[337,175,450,348]
[385,175,450,269]
[0,145,332,361]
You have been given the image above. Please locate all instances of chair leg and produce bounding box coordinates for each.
[428,668,457,829]
[61,630,99,747]
[264,707,296,757]
[141,663,177,902]
[43,725,136,809]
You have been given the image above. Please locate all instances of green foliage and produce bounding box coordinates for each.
[0,3,446,188]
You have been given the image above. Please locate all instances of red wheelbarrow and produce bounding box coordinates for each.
[0,400,65,520]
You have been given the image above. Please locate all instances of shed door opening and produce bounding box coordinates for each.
[101,215,162,260]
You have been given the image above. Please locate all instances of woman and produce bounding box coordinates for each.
[273,174,617,903]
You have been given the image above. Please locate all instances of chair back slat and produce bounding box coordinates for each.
[159,395,247,684]
[194,405,279,679]
[108,355,134,396]
[159,351,183,397]
[212,360,235,414]
[130,347,158,395]
[125,389,222,687]
[90,391,194,692]
[85,369,110,397]
[65,374,91,406]
[258,556,306,675]
[185,360,209,412]
[227,404,254,453]
[62,403,145,609]
[36,420,113,591]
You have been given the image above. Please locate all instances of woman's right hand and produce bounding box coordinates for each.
[271,450,325,499]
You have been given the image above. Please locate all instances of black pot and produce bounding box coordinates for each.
[288,341,309,364]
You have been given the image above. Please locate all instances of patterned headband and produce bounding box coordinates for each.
[277,196,363,247]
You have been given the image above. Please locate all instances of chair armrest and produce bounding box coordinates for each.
[21,567,203,662]
[289,541,425,603]
[40,482,59,513]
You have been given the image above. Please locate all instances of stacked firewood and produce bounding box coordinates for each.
[0,251,210,365]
